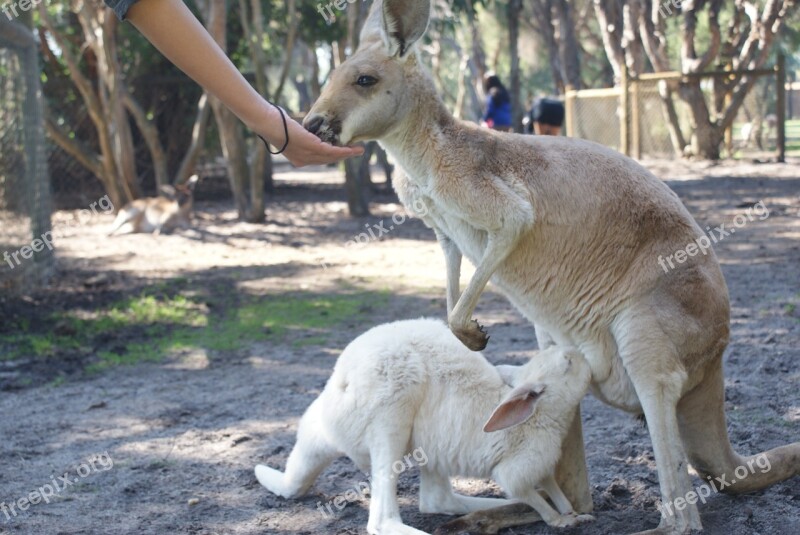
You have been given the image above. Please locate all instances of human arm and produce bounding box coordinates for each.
[115,0,364,166]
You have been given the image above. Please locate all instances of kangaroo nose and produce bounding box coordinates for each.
[304,115,325,134]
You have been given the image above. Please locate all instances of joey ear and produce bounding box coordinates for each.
[483,383,545,433]
[380,0,431,58]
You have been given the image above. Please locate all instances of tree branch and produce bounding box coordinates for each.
[45,118,104,179]
[122,88,169,189]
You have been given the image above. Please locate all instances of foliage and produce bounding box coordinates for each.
[32,0,800,203]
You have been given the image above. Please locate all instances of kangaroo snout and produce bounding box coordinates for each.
[304,113,343,146]
[303,114,325,135]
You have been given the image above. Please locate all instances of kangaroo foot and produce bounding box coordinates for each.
[433,503,538,535]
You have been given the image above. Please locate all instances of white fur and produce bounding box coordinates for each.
[302,1,800,532]
[255,319,594,534]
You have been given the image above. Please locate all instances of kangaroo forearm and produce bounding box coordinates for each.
[436,231,462,315]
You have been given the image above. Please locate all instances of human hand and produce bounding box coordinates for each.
[257,106,364,167]
[280,118,364,167]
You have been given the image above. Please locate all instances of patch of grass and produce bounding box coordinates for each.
[202,292,387,351]
[3,285,390,375]
[0,332,71,360]
[47,376,66,388]
[292,335,331,348]
[88,341,176,373]
[68,294,207,336]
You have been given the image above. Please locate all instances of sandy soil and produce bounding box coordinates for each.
[0,159,798,535]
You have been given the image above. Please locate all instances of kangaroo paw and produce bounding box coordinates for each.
[452,320,489,351]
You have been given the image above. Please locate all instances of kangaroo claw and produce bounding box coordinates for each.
[452,319,490,351]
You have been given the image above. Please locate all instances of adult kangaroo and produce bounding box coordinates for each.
[303,1,800,533]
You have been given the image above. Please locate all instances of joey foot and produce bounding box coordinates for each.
[451,319,489,351]
[633,526,694,535]
[433,503,535,535]
[433,516,499,535]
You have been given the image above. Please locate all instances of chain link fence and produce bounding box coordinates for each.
[564,88,622,153]
[565,60,791,161]
[0,20,53,294]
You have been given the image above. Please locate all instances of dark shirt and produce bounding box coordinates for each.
[104,0,138,20]
[482,93,513,129]
[531,98,565,127]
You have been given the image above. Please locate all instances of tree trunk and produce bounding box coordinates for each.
[555,0,582,90]
[101,14,140,200]
[507,0,523,132]
[37,2,132,207]
[175,93,212,184]
[344,159,371,217]
[681,81,721,159]
[339,0,372,217]
[123,89,169,190]
[205,0,250,217]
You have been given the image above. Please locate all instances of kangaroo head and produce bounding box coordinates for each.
[175,175,199,208]
[485,347,591,433]
[304,0,432,146]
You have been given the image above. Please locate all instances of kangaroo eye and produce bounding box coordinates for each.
[356,75,378,87]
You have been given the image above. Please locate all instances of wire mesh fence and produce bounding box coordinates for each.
[0,23,53,294]
[564,88,622,153]
[565,60,790,161]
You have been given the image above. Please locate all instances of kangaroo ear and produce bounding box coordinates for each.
[483,383,545,433]
[159,184,177,199]
[380,0,431,58]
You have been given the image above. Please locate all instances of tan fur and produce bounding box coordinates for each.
[303,1,799,533]
[108,175,198,236]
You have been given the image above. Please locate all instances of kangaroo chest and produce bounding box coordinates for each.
[395,174,489,264]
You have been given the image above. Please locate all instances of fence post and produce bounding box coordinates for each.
[631,76,641,159]
[565,85,576,137]
[776,54,786,163]
[620,64,630,156]
[723,81,733,158]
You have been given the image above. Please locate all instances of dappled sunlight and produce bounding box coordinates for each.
[2,161,798,534]
[165,348,211,370]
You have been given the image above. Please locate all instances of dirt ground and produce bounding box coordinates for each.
[0,159,798,535]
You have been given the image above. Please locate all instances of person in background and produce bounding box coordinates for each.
[103,0,363,167]
[523,97,565,136]
[480,73,513,132]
